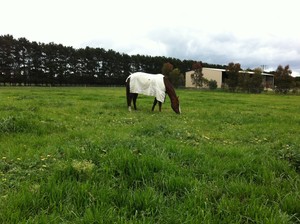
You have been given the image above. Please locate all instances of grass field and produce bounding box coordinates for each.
[0,87,299,223]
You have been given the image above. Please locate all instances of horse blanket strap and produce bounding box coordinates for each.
[126,72,166,103]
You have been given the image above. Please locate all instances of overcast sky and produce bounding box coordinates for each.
[1,0,299,76]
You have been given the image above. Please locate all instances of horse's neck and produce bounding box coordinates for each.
[164,78,176,101]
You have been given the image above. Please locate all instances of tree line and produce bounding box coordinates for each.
[0,34,226,87]
[1,34,298,93]
[225,63,299,93]
[191,62,299,94]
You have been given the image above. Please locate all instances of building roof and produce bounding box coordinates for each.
[200,67,274,77]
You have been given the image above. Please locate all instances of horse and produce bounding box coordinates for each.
[126,72,181,114]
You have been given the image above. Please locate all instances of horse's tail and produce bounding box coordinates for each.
[125,73,132,83]
[126,77,130,92]
[126,77,131,106]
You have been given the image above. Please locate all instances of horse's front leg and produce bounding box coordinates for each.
[158,101,162,112]
[152,98,158,111]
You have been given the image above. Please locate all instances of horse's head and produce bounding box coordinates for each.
[171,96,181,114]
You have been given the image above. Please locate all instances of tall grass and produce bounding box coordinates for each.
[0,87,299,223]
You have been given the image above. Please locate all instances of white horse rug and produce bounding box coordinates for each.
[126,72,166,103]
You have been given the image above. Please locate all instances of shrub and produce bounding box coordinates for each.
[208,79,217,90]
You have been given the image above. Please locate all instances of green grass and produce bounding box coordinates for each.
[0,87,299,223]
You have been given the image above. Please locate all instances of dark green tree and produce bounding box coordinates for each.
[249,68,263,93]
[238,68,263,93]
[29,41,45,85]
[226,62,241,92]
[295,77,300,92]
[16,37,31,85]
[0,35,15,85]
[274,65,294,94]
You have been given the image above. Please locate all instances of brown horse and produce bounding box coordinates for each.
[126,72,181,114]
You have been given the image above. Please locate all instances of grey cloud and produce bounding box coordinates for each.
[82,28,300,75]
[145,28,300,74]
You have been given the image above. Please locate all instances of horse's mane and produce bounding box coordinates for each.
[163,76,177,98]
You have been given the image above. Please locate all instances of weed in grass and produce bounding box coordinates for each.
[0,116,30,133]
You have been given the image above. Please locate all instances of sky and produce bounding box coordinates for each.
[1,0,299,76]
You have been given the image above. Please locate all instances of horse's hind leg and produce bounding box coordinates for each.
[126,94,131,111]
[132,94,138,110]
[127,94,137,112]
[127,97,132,112]
[126,80,132,112]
